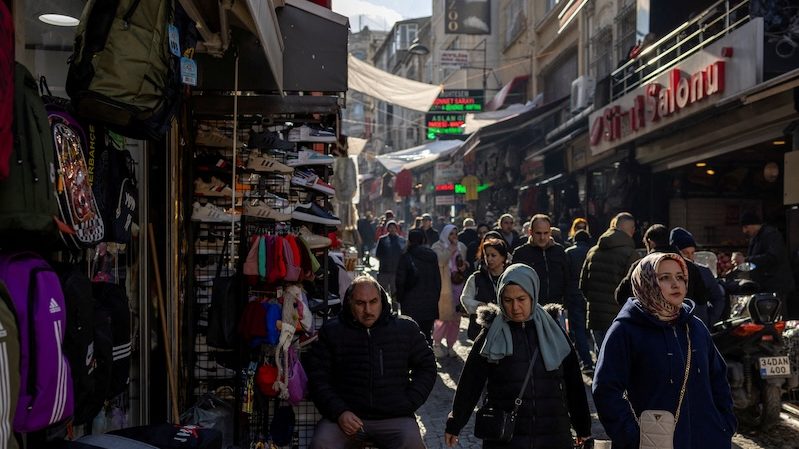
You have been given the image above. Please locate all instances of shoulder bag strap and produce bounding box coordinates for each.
[511,347,539,418]
[674,326,691,424]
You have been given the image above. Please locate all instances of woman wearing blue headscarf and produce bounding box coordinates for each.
[444,264,592,448]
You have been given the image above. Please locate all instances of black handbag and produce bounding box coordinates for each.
[474,347,539,442]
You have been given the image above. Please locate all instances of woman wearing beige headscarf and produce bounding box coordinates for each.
[431,224,468,358]
[593,253,736,449]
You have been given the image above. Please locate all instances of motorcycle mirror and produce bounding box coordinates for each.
[737,262,757,272]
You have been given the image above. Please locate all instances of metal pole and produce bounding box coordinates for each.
[482,38,488,96]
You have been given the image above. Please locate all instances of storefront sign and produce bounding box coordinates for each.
[445,0,491,35]
[439,51,470,69]
[427,90,484,139]
[588,19,763,156]
[434,160,465,184]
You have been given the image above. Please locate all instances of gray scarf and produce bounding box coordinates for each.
[480,264,572,371]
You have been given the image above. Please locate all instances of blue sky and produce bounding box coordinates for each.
[332,0,433,31]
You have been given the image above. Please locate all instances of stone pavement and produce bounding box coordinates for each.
[414,317,610,448]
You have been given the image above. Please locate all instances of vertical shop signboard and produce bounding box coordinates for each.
[445,0,491,34]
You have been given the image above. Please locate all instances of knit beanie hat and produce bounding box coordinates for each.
[669,227,696,250]
[740,211,761,226]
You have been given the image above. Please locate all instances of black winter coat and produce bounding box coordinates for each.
[396,245,442,322]
[446,304,592,449]
[512,239,571,305]
[565,241,590,308]
[747,225,795,294]
[306,286,437,421]
[580,229,639,331]
[375,234,404,273]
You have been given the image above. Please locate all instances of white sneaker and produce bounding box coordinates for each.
[191,202,239,223]
[299,226,332,249]
[433,345,446,358]
[243,200,292,221]
[247,152,293,173]
[196,126,243,149]
[287,149,335,167]
[194,177,233,197]
[291,170,335,196]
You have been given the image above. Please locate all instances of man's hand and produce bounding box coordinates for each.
[337,411,364,436]
[444,433,459,447]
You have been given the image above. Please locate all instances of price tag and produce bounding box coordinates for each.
[180,57,197,86]
[168,24,181,57]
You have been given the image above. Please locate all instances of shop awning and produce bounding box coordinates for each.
[455,97,568,159]
[463,94,543,133]
[376,140,463,174]
[348,54,444,112]
[484,75,530,111]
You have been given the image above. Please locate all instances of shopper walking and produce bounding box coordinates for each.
[741,211,795,317]
[670,226,727,325]
[374,220,405,300]
[421,213,439,248]
[494,214,523,251]
[460,237,510,340]
[444,264,592,448]
[432,224,468,357]
[396,229,442,344]
[580,212,638,353]
[512,214,570,306]
[565,229,594,372]
[593,253,736,449]
[357,212,376,267]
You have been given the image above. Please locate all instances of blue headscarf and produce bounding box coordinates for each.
[480,264,572,371]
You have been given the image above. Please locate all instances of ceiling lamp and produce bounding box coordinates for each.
[695,162,707,167]
[772,140,786,145]
[706,169,716,175]
[38,14,80,27]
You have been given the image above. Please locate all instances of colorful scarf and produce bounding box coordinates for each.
[631,253,689,321]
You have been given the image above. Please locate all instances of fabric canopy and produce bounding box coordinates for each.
[347,136,368,156]
[348,54,443,112]
[376,140,462,174]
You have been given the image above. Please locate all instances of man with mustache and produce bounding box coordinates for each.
[306,276,437,449]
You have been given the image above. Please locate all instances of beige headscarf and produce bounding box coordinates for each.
[631,253,688,321]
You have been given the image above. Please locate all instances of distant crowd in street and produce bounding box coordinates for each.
[310,207,797,449]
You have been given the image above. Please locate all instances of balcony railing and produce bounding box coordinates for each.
[610,0,750,100]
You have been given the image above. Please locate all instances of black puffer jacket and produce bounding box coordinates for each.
[580,229,639,331]
[396,244,442,322]
[306,284,437,421]
[512,238,571,305]
[747,225,795,294]
[446,304,592,448]
[375,234,405,273]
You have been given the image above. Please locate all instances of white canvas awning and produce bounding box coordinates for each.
[348,54,443,112]
[376,140,462,174]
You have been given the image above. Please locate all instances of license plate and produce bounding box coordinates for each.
[759,356,791,378]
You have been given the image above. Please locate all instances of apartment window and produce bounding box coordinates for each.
[590,27,613,79]
[546,0,560,12]
[616,4,636,64]
[504,0,528,47]
[394,24,418,52]
[542,50,578,101]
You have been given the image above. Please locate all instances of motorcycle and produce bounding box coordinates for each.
[712,263,799,429]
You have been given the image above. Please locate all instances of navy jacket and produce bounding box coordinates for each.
[592,299,736,449]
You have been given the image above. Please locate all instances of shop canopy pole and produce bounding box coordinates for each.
[231,54,239,259]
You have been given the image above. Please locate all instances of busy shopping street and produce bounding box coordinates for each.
[2,0,799,448]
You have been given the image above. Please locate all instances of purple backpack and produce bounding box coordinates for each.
[0,252,74,432]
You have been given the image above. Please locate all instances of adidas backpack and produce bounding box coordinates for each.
[0,252,74,432]
[0,281,20,449]
[93,281,132,399]
[0,64,59,246]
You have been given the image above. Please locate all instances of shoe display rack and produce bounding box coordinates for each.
[186,112,343,449]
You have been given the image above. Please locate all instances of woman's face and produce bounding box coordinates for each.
[501,284,532,322]
[656,259,687,307]
[483,247,506,272]
[448,230,458,244]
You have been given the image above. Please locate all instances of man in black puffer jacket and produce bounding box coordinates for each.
[512,214,572,305]
[306,276,436,449]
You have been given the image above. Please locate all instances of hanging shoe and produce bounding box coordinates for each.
[196,126,243,149]
[246,152,294,173]
[194,177,233,197]
[291,202,341,225]
[291,169,335,196]
[298,226,332,249]
[287,148,335,167]
[191,202,239,223]
[244,200,292,221]
[194,361,236,378]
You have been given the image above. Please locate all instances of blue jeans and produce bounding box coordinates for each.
[566,296,593,369]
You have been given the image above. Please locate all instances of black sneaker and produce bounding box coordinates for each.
[291,202,341,225]
[248,130,295,151]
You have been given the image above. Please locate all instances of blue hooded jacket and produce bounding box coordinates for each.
[592,299,736,449]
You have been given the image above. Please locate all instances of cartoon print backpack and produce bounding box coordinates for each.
[0,252,74,432]
[42,88,105,250]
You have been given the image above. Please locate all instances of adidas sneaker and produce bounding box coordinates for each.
[244,200,292,221]
[291,169,335,196]
[298,226,332,249]
[287,149,335,167]
[246,152,293,174]
[291,202,341,225]
[191,202,239,223]
[194,177,233,197]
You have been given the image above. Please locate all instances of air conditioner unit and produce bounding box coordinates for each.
[570,76,596,113]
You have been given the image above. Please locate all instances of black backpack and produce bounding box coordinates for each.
[85,124,138,243]
[93,281,131,400]
[53,262,101,426]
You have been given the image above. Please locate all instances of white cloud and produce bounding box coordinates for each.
[333,0,404,31]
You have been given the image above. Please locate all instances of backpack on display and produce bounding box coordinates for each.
[110,423,223,449]
[85,125,138,243]
[0,252,74,432]
[0,281,21,449]
[45,97,106,250]
[0,1,13,181]
[66,0,181,140]
[52,262,102,426]
[92,281,132,399]
[0,64,59,245]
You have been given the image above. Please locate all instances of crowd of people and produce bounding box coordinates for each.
[308,208,796,449]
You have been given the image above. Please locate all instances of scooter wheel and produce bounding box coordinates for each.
[760,383,782,430]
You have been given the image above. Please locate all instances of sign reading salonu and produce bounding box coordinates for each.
[588,19,763,156]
